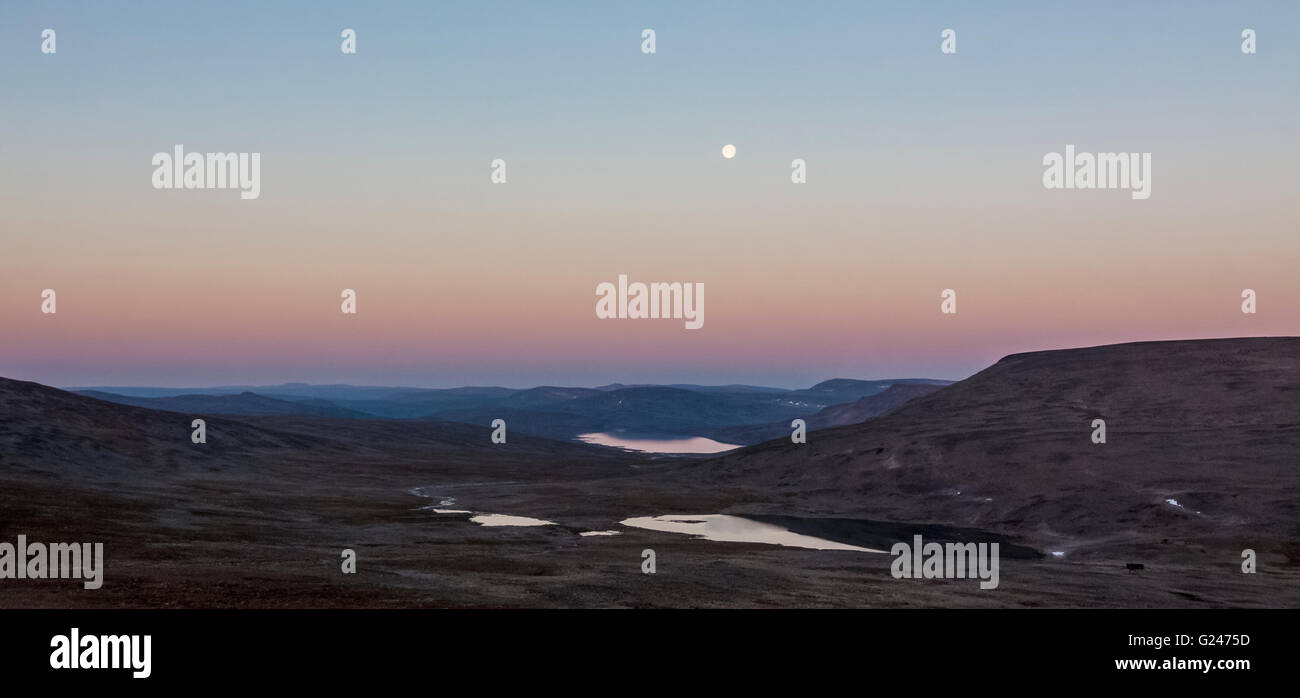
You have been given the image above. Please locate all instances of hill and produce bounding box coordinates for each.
[692,338,1300,562]
[74,390,374,419]
[711,383,945,444]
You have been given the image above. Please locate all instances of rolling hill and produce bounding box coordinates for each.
[1,377,637,485]
[74,390,374,419]
[711,382,946,444]
[691,337,1300,562]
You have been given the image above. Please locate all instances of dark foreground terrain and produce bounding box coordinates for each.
[2,337,1298,607]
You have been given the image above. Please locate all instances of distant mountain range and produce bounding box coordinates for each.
[74,390,374,420]
[2,377,631,485]
[69,378,953,444]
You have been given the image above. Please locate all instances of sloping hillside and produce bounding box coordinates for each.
[712,383,945,444]
[694,338,1300,559]
[74,390,374,419]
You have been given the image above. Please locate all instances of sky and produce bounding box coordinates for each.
[1,1,1297,388]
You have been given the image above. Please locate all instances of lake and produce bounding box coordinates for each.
[621,514,885,553]
[576,432,741,454]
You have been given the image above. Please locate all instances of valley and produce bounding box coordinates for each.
[2,337,1297,608]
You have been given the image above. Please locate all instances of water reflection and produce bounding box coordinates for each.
[470,514,555,527]
[620,514,885,553]
[577,432,740,454]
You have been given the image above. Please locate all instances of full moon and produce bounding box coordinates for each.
[721,144,736,159]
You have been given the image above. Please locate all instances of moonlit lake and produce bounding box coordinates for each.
[577,432,741,454]
[620,515,886,553]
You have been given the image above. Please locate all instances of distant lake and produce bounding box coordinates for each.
[621,515,885,553]
[577,432,741,454]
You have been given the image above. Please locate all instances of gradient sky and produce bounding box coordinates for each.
[2,1,1297,388]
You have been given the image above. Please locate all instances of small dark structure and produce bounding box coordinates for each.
[1126,563,1145,573]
